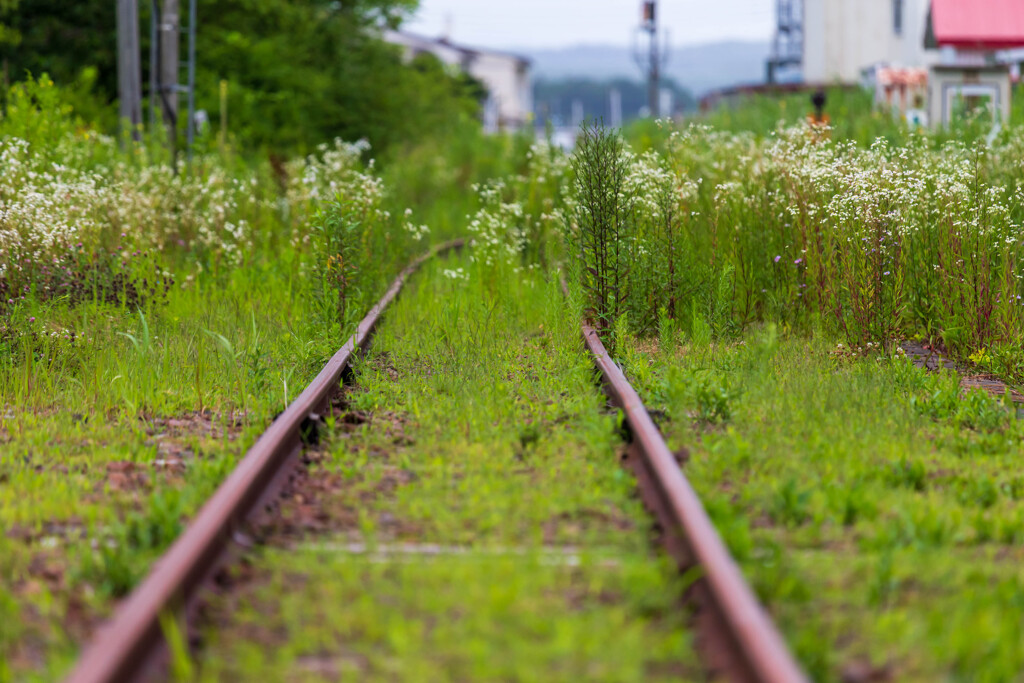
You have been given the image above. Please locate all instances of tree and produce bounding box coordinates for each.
[0,0,482,154]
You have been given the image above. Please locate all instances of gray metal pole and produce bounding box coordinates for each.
[160,0,180,153]
[117,0,143,141]
[648,1,659,118]
[186,0,196,163]
[149,0,157,131]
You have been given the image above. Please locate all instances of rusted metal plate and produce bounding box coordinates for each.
[901,341,957,372]
[64,240,463,683]
[580,322,807,683]
[901,341,1024,405]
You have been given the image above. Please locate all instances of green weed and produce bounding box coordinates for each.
[623,331,1024,679]
[195,253,700,679]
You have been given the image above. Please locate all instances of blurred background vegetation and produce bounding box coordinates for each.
[0,0,484,156]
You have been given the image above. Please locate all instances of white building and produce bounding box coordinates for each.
[800,0,937,83]
[383,30,533,133]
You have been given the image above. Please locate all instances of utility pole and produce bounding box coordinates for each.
[117,0,143,141]
[148,0,196,166]
[571,98,584,130]
[159,0,180,153]
[185,0,197,163]
[610,87,623,128]
[634,1,669,118]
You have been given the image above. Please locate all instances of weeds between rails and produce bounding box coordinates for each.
[194,253,701,681]
[73,250,801,683]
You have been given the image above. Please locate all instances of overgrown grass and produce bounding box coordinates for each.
[196,253,699,680]
[0,74,542,679]
[11,66,1024,681]
[622,329,1024,680]
[592,87,1024,681]
[567,112,1024,376]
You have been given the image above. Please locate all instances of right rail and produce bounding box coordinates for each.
[580,321,808,683]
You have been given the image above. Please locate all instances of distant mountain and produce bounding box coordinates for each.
[522,40,772,95]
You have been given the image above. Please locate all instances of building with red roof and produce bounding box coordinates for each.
[928,0,1024,51]
[925,0,1024,126]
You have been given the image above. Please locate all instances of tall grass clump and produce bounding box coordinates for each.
[561,122,741,345]
[563,122,636,343]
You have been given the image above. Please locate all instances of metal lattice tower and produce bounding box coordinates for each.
[766,0,803,83]
[633,1,669,118]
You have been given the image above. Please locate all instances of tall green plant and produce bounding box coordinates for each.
[566,122,636,343]
[310,201,362,336]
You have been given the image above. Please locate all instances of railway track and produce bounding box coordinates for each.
[66,248,804,682]
[64,240,463,683]
[579,321,807,683]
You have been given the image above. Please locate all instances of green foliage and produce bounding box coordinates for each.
[308,171,412,341]
[565,122,634,344]
[0,0,20,53]
[310,205,363,333]
[902,366,1013,432]
[198,1,479,153]
[0,0,116,103]
[80,490,185,598]
[1,71,74,142]
[623,331,1024,680]
[656,306,677,356]
[462,134,568,279]
[689,372,733,424]
[0,0,481,155]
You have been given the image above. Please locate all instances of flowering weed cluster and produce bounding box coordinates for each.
[0,77,413,356]
[562,119,1024,371]
[466,138,571,273]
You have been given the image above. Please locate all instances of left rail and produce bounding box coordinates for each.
[65,239,463,683]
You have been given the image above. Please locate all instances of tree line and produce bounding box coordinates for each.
[0,0,484,155]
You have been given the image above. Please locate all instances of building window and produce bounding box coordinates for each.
[893,0,903,35]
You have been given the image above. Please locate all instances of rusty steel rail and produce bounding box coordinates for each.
[580,321,807,683]
[65,240,463,683]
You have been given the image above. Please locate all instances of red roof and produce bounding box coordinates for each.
[932,0,1024,49]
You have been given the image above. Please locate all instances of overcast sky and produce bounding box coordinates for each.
[404,0,775,49]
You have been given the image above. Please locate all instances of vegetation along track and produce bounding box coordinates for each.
[579,319,806,683]
[64,240,464,683]
[67,244,803,682]
[160,248,721,681]
[612,329,1024,680]
[192,251,699,680]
